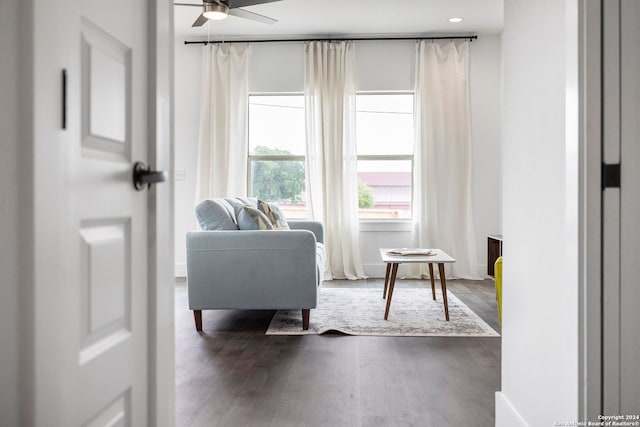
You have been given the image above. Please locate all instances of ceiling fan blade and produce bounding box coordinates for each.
[192,13,209,27]
[227,0,281,9]
[228,7,278,25]
[174,2,204,6]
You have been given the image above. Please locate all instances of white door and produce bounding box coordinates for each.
[33,0,155,424]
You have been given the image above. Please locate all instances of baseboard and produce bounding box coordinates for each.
[495,392,530,427]
[174,262,186,278]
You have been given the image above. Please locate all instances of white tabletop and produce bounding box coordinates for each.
[379,248,456,264]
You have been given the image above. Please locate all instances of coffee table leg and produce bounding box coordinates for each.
[438,263,450,321]
[384,263,399,320]
[383,262,391,299]
[428,263,436,300]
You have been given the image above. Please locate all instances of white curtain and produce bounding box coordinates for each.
[304,41,366,280]
[195,44,251,201]
[411,41,480,280]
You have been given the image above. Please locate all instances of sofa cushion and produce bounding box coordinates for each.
[215,199,236,219]
[235,205,275,230]
[195,199,239,231]
[257,200,290,230]
[225,197,258,211]
[316,242,326,285]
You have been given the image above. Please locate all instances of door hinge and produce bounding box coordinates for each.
[602,163,621,189]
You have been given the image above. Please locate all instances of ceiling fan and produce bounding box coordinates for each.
[175,0,281,27]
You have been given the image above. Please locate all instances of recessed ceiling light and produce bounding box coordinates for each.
[448,17,463,23]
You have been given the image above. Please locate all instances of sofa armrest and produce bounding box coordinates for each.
[187,229,317,251]
[287,220,324,244]
[186,229,319,310]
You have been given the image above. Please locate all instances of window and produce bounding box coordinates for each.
[248,94,307,218]
[356,93,414,219]
[248,93,414,220]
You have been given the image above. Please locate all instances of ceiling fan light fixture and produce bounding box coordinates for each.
[203,3,229,20]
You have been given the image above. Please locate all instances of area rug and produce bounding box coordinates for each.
[266,287,500,337]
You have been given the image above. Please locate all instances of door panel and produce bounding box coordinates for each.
[34,0,149,424]
[79,220,131,358]
[84,393,130,427]
[80,18,131,159]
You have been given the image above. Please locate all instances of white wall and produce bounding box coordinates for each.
[496,1,579,426]
[470,35,503,275]
[174,36,502,278]
[174,40,201,276]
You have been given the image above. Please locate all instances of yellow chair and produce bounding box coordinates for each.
[495,257,502,325]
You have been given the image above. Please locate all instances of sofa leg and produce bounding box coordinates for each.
[302,309,310,330]
[193,310,202,332]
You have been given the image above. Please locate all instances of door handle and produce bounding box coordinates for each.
[133,162,167,191]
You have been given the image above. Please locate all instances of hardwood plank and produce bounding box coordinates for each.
[175,279,501,427]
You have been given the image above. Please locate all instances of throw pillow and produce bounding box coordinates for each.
[195,199,239,230]
[257,200,290,230]
[235,205,274,230]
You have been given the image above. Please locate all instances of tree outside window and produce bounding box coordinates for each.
[250,146,305,203]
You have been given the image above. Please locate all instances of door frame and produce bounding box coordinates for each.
[147,1,175,426]
[575,0,603,420]
[574,0,636,419]
[0,1,37,425]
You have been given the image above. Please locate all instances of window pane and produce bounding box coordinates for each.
[250,160,307,219]
[249,95,305,155]
[358,160,411,219]
[356,94,414,156]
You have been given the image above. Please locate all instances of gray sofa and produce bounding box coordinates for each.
[186,198,325,331]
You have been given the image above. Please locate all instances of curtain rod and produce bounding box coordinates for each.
[183,35,478,45]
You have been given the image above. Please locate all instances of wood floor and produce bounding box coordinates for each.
[175,278,501,427]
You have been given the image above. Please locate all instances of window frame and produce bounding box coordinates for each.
[355,91,415,222]
[245,91,415,222]
[247,93,307,214]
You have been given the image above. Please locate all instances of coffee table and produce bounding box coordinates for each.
[379,248,456,321]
